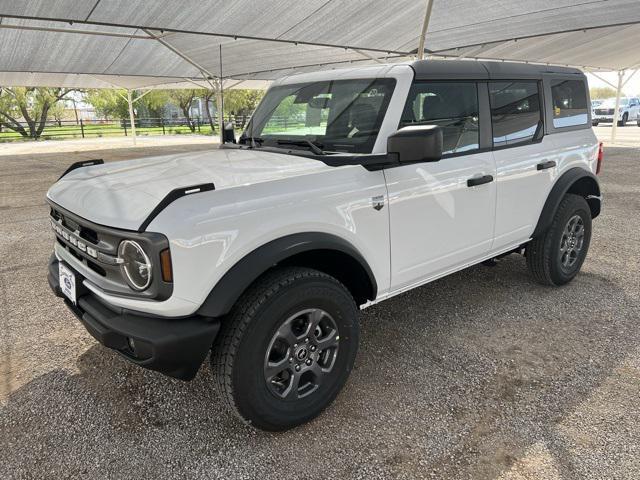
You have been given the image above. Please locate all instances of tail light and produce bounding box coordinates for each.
[596,142,604,175]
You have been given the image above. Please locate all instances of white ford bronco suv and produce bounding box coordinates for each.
[47,60,602,431]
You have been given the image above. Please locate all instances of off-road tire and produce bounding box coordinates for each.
[211,266,359,431]
[617,112,628,127]
[526,194,592,286]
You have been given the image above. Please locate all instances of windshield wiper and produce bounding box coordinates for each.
[276,139,325,155]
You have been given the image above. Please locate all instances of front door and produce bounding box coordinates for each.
[385,81,496,291]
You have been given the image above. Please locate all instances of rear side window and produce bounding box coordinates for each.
[400,82,479,155]
[551,79,588,128]
[489,81,541,147]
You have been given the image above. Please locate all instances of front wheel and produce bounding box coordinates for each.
[592,120,599,126]
[526,194,592,286]
[211,267,359,431]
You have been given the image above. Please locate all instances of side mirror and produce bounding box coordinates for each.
[223,121,236,144]
[387,125,443,163]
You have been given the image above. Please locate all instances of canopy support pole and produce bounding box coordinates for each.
[218,45,225,144]
[127,89,137,146]
[217,81,224,143]
[610,70,624,144]
[416,0,435,60]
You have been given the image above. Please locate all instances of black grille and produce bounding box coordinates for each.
[594,108,614,115]
[51,207,99,245]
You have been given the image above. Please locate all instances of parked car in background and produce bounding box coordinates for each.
[592,97,640,126]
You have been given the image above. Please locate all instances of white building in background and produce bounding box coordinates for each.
[60,94,98,122]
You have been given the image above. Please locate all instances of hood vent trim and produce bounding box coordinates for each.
[138,183,216,233]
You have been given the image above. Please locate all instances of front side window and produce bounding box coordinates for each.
[489,81,541,147]
[243,78,396,154]
[400,82,479,155]
[551,79,588,128]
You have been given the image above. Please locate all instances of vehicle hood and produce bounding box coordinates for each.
[47,147,335,231]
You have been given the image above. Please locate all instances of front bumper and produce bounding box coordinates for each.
[48,255,220,380]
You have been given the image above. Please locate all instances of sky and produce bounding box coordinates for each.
[586,71,640,98]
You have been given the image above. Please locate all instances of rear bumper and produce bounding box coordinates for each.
[48,255,220,380]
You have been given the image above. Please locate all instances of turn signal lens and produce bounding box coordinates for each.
[596,142,604,175]
[160,249,173,283]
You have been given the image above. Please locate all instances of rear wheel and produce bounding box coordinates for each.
[592,120,599,126]
[617,112,628,126]
[211,267,359,431]
[526,194,592,286]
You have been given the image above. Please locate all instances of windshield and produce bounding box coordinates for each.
[241,78,396,154]
[601,97,629,108]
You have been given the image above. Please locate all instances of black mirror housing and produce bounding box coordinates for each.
[223,121,236,144]
[387,125,443,163]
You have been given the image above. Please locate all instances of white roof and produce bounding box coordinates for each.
[0,1,639,89]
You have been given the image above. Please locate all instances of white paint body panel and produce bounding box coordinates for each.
[46,64,599,317]
[385,152,497,290]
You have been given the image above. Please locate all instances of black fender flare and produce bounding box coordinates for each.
[532,167,601,238]
[196,232,378,318]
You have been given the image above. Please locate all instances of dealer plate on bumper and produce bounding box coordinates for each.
[59,262,77,304]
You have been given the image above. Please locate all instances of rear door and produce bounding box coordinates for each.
[490,80,557,250]
[385,81,497,291]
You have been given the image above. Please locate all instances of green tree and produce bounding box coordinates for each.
[168,89,205,132]
[224,89,264,118]
[85,89,130,119]
[590,87,617,99]
[203,89,218,132]
[49,102,67,127]
[0,87,76,139]
[140,90,170,118]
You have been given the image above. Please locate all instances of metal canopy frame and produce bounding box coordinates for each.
[1,2,639,78]
[1,1,640,145]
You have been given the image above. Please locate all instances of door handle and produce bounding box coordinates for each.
[536,160,556,170]
[467,175,494,187]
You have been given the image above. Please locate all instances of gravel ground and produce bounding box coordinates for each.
[1,144,639,479]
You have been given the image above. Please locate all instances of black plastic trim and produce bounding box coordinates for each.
[58,159,104,180]
[467,175,494,187]
[48,199,173,300]
[532,167,601,237]
[387,125,443,163]
[537,160,557,170]
[48,255,219,381]
[411,60,581,81]
[196,232,378,318]
[138,183,215,232]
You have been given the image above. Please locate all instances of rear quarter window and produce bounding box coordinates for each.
[551,79,588,128]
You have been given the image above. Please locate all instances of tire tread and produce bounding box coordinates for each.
[210,266,349,423]
[526,193,590,286]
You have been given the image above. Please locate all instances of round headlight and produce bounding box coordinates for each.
[118,240,152,291]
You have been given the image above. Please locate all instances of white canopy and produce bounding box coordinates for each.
[0,0,639,90]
